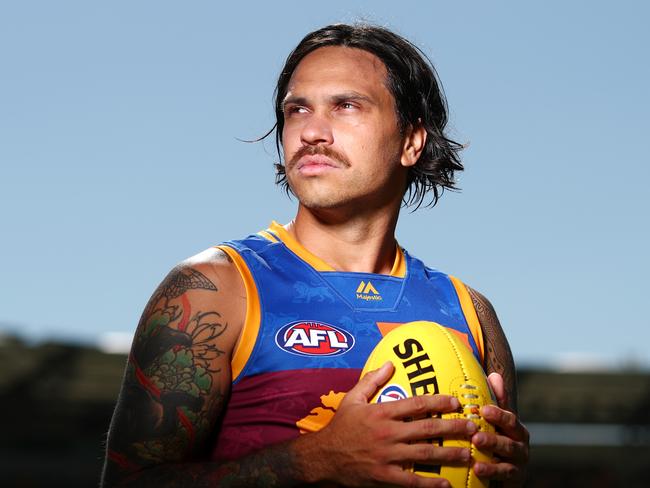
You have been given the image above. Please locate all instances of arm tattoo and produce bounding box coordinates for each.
[143,266,217,316]
[467,286,518,413]
[114,445,305,488]
[104,266,227,483]
[103,264,311,487]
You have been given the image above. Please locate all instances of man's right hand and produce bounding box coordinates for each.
[308,361,479,488]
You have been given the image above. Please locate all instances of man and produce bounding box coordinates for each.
[101,23,529,487]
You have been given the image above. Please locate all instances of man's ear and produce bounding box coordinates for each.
[400,121,427,167]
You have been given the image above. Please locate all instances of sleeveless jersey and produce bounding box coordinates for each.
[211,222,485,461]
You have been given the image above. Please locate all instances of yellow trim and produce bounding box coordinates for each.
[268,221,336,271]
[257,230,278,243]
[449,276,485,366]
[268,221,406,277]
[389,246,406,278]
[216,245,261,382]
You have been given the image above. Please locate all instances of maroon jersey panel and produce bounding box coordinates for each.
[211,368,360,461]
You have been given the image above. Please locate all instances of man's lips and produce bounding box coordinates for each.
[296,155,340,170]
[288,146,351,173]
[295,156,342,176]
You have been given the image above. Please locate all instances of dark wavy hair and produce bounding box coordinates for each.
[269,23,464,208]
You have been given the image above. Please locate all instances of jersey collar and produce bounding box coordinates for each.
[262,221,406,278]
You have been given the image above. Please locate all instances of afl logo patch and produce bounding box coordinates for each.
[377,384,408,403]
[275,321,355,357]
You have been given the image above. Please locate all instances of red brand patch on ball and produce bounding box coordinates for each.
[275,321,355,356]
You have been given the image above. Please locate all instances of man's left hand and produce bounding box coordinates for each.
[471,372,529,487]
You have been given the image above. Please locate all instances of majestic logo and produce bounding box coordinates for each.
[276,321,355,357]
[356,280,382,301]
[377,384,408,403]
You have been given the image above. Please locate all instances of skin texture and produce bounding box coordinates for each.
[282,46,414,214]
[101,45,529,487]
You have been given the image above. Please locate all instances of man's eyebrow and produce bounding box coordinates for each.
[282,92,376,111]
[329,92,375,105]
[281,95,308,111]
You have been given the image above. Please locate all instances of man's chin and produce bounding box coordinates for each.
[297,198,346,211]
[289,183,345,210]
[293,191,354,213]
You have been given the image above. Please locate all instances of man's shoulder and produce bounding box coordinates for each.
[175,246,243,294]
[153,246,247,348]
[183,245,233,267]
[145,246,246,320]
[463,285,497,316]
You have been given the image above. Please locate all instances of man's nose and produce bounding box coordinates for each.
[300,113,333,146]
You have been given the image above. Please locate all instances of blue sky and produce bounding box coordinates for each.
[1,1,648,369]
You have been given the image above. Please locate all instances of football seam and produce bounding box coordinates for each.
[436,325,475,488]
[437,324,470,384]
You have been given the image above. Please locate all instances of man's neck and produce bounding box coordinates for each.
[286,205,400,275]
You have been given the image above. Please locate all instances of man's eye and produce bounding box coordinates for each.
[340,102,356,110]
[285,106,307,115]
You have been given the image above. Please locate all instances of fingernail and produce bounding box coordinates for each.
[450,397,460,410]
[466,420,478,435]
[379,361,393,373]
[474,463,486,475]
[481,405,495,416]
[461,448,471,462]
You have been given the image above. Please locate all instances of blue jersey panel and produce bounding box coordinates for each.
[223,233,481,383]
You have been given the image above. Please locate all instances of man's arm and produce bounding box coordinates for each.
[466,286,517,412]
[101,249,306,487]
[102,250,473,488]
[465,286,529,487]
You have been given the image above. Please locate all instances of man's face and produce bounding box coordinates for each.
[281,46,413,213]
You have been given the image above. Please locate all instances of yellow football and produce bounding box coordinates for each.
[360,321,495,488]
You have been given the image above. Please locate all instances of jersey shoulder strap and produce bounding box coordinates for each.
[448,275,486,367]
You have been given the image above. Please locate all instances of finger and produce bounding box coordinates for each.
[379,394,460,419]
[344,361,394,404]
[474,460,524,482]
[480,405,529,443]
[379,464,453,488]
[486,372,508,408]
[472,431,528,464]
[394,442,471,465]
[395,417,477,442]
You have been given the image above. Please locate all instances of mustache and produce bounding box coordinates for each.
[288,145,351,168]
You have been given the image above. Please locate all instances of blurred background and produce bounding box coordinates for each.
[1,1,648,486]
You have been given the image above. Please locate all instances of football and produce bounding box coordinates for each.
[360,321,495,488]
